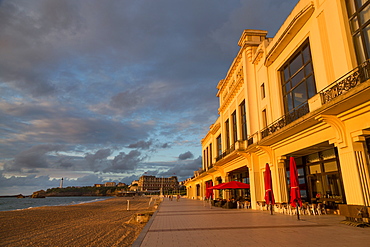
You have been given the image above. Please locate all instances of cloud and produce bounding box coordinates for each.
[178,151,194,160]
[127,140,152,150]
[104,150,144,172]
[4,144,65,172]
[159,156,202,178]
[84,148,112,171]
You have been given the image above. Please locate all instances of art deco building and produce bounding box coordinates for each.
[185,0,370,222]
[138,175,179,193]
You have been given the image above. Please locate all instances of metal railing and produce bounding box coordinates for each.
[261,103,309,139]
[320,60,370,104]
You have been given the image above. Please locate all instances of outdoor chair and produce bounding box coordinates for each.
[274,204,281,213]
[300,202,311,215]
[311,203,318,215]
[317,203,326,215]
[282,204,289,214]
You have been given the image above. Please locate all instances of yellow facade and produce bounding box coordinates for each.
[185,0,370,221]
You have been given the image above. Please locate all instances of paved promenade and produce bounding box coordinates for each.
[133,197,370,247]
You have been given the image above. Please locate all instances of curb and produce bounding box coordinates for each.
[131,202,161,247]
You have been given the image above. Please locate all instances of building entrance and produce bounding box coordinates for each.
[287,147,346,209]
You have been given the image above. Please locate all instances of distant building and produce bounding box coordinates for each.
[138,175,179,192]
[117,182,127,187]
[104,182,116,187]
[94,184,104,187]
[129,180,139,191]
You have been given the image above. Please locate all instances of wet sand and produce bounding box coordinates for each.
[0,197,155,247]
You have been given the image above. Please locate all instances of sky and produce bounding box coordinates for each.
[0,0,298,195]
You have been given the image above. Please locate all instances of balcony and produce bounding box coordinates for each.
[261,103,309,139]
[320,60,370,104]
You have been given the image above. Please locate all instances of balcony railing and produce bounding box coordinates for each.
[261,103,309,139]
[320,60,370,104]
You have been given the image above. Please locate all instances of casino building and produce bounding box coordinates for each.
[185,0,370,222]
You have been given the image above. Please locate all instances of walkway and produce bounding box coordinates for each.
[133,198,370,247]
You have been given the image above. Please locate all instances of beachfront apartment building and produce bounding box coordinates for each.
[185,0,370,223]
[138,175,179,193]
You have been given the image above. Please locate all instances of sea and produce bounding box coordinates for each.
[0,196,112,212]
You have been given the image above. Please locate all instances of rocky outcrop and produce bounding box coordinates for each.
[31,190,46,198]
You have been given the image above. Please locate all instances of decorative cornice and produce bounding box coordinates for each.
[210,123,221,135]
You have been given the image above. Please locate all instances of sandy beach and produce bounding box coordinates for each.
[0,196,156,247]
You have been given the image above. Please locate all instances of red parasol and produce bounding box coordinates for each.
[264,163,275,205]
[212,181,250,189]
[208,183,225,190]
[205,181,214,199]
[289,157,302,207]
[289,157,302,220]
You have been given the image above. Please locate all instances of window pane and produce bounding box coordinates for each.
[293,82,308,106]
[302,45,311,63]
[306,75,316,98]
[309,164,322,174]
[359,3,370,26]
[290,53,303,75]
[291,69,304,88]
[324,161,338,172]
[364,25,370,58]
[286,93,293,112]
[305,62,313,75]
[297,167,305,176]
[307,153,320,163]
[346,0,356,16]
[284,67,290,81]
[350,16,360,32]
[285,81,292,92]
[326,173,343,199]
[321,149,336,160]
[354,32,367,63]
[356,0,368,8]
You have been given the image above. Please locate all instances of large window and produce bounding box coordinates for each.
[281,41,316,113]
[262,109,267,128]
[209,143,212,167]
[346,0,370,64]
[225,119,230,150]
[232,111,238,143]
[216,135,222,158]
[239,100,247,140]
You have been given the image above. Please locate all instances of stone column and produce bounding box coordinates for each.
[336,132,370,206]
[276,156,288,203]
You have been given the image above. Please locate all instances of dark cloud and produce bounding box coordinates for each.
[105,150,144,172]
[85,149,112,171]
[161,143,171,149]
[159,156,202,179]
[4,144,65,172]
[127,140,152,150]
[178,151,194,160]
